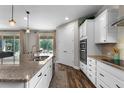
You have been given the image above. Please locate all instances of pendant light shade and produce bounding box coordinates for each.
[9,5,16,26]
[26,28,30,33]
[26,11,30,33]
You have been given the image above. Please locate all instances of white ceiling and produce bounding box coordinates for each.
[0,5,103,31]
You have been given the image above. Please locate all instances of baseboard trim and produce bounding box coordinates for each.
[55,61,80,70]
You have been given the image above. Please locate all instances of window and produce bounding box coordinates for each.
[39,33,54,54]
[0,32,20,64]
[40,39,53,52]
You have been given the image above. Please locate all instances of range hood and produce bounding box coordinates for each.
[112,16,124,26]
[112,5,124,26]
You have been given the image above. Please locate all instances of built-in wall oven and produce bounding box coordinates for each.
[80,39,87,65]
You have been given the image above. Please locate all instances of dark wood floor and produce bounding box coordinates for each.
[49,63,95,88]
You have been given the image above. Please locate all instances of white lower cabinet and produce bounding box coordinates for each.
[97,79,109,88]
[85,57,124,88]
[35,70,48,88]
[28,59,53,88]
[97,61,124,88]
[80,62,87,75]
[87,57,97,86]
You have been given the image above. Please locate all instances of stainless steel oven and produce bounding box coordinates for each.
[80,39,87,64]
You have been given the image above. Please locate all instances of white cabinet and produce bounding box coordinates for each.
[80,21,87,39]
[97,79,109,88]
[29,59,53,88]
[95,9,118,43]
[80,62,87,75]
[97,60,124,88]
[56,21,76,67]
[35,69,48,88]
[87,57,97,86]
[80,20,100,55]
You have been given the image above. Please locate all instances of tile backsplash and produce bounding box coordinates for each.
[101,44,117,58]
[100,27,124,60]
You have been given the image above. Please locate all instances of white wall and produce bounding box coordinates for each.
[74,20,80,67]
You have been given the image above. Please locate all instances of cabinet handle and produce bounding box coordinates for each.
[64,51,67,53]
[100,73,104,77]
[44,74,47,76]
[89,74,92,77]
[50,65,51,68]
[89,69,92,71]
[104,40,106,42]
[116,84,120,88]
[89,64,92,66]
[99,84,104,88]
[38,73,42,77]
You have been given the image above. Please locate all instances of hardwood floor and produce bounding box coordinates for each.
[49,63,96,88]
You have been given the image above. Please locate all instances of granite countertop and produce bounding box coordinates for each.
[0,54,53,82]
[88,55,124,71]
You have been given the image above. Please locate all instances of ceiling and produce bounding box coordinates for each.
[0,5,103,31]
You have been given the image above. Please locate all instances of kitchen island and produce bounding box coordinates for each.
[0,54,53,88]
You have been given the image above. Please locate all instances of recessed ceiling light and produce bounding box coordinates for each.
[24,17,27,20]
[65,17,69,20]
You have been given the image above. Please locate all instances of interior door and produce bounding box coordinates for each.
[56,22,74,67]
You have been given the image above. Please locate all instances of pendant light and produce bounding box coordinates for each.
[9,5,16,26]
[26,11,30,33]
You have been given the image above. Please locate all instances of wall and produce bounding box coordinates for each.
[117,27,124,60]
[74,20,80,68]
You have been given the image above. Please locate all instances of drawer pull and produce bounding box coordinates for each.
[116,84,120,88]
[89,69,92,71]
[99,84,103,88]
[44,74,47,76]
[100,73,104,77]
[38,73,42,77]
[89,64,92,66]
[89,74,92,77]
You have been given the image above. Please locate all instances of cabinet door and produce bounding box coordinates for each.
[35,70,48,88]
[97,79,109,88]
[80,25,83,38]
[56,22,74,67]
[82,21,87,37]
[95,9,117,43]
[99,11,108,43]
[95,10,108,43]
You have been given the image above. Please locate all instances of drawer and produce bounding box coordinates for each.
[29,67,45,88]
[29,60,52,88]
[87,72,96,85]
[87,65,96,73]
[97,60,124,81]
[80,62,87,75]
[97,79,109,88]
[97,67,124,88]
[87,58,96,66]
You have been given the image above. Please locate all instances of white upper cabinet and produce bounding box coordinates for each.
[80,21,87,39]
[95,9,118,43]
